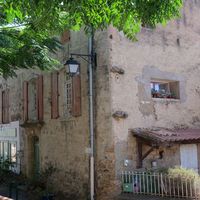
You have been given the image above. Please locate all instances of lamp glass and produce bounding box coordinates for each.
[64,57,80,76]
[68,63,79,74]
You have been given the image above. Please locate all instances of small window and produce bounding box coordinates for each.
[151,79,180,99]
[63,73,72,117]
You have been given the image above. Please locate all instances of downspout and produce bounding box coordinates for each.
[88,28,95,200]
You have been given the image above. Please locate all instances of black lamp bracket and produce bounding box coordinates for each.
[70,53,96,66]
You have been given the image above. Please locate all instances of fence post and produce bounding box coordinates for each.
[161,173,163,197]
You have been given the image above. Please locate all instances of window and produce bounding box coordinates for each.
[0,141,17,163]
[2,89,9,123]
[151,79,180,99]
[63,72,81,117]
[63,73,72,117]
[23,75,43,122]
[28,79,37,120]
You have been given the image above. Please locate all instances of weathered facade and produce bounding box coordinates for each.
[96,0,200,199]
[1,0,200,200]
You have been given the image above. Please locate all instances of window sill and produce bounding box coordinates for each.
[59,117,73,122]
[20,120,44,128]
[152,98,180,103]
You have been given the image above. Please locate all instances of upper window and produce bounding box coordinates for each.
[63,72,81,118]
[151,79,180,99]
[63,73,72,117]
[23,75,43,122]
[28,78,37,121]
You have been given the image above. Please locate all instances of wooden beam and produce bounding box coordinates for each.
[136,139,143,168]
[142,147,155,160]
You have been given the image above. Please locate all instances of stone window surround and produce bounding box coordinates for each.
[151,79,180,99]
[139,66,186,103]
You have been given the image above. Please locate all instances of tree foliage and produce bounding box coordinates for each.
[0,0,183,77]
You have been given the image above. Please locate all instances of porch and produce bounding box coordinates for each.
[130,128,200,171]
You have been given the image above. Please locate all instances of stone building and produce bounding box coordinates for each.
[1,0,200,199]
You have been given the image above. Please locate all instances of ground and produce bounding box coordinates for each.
[116,194,189,200]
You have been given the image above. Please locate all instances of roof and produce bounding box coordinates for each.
[130,128,200,145]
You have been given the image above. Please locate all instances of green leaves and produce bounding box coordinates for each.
[0,0,183,77]
[0,28,62,78]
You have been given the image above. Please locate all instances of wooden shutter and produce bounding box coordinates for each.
[5,89,9,123]
[2,90,9,123]
[51,72,59,119]
[2,91,5,123]
[72,75,81,117]
[0,91,2,123]
[36,75,43,121]
[23,81,28,121]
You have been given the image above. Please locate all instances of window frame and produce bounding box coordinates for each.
[150,79,180,100]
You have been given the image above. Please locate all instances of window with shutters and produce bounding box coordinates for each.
[63,73,72,117]
[2,89,9,124]
[23,75,43,122]
[63,72,82,118]
[28,79,37,121]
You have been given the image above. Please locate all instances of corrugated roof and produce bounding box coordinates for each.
[131,128,200,144]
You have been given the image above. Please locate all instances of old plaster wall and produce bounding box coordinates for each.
[107,0,200,183]
[0,30,91,199]
[94,30,117,200]
[37,31,90,199]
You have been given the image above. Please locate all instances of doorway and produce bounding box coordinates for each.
[180,144,198,171]
[33,136,40,177]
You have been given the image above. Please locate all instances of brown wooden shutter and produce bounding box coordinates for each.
[2,91,5,123]
[2,90,9,123]
[0,91,2,124]
[23,81,28,121]
[36,75,43,121]
[51,72,59,119]
[72,75,81,117]
[5,89,9,123]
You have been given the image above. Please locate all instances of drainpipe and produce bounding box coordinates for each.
[88,28,95,200]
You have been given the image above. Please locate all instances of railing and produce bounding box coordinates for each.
[122,171,200,199]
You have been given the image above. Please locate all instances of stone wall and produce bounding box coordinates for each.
[0,30,92,199]
[103,0,200,198]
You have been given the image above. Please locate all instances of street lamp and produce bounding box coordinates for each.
[64,53,96,76]
[64,57,80,76]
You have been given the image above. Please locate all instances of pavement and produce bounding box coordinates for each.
[0,185,191,200]
[116,194,190,200]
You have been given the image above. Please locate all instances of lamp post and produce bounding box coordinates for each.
[64,33,96,200]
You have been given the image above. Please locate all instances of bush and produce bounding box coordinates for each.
[168,166,199,179]
[166,167,200,197]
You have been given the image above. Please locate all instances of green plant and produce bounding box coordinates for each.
[168,166,199,178]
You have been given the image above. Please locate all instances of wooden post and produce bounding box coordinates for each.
[136,138,143,168]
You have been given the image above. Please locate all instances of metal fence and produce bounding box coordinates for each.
[121,171,200,199]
